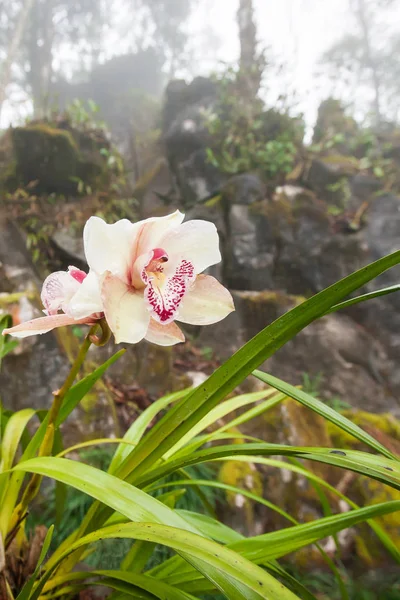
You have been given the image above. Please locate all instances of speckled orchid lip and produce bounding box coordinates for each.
[3,211,235,346]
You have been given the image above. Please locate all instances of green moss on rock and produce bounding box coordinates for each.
[12,124,80,193]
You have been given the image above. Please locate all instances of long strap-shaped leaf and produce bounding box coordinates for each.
[133,443,400,490]
[10,457,299,600]
[118,250,400,483]
[27,521,299,600]
[41,570,199,600]
[253,371,396,459]
[230,500,400,563]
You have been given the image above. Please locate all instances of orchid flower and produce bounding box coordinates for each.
[2,266,101,338]
[3,211,234,346]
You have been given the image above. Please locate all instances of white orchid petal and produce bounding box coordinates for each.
[83,216,136,280]
[160,220,221,275]
[67,270,103,318]
[41,270,81,315]
[145,259,195,325]
[3,314,92,339]
[101,273,150,344]
[177,275,234,325]
[131,250,153,289]
[145,319,185,346]
[133,210,184,258]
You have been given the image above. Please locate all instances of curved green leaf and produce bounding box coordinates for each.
[117,250,400,483]
[231,500,400,563]
[135,443,400,491]
[327,284,400,315]
[109,388,189,474]
[33,522,300,600]
[253,371,395,459]
[0,409,36,473]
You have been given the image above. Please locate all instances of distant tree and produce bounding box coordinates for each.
[237,0,265,100]
[24,0,108,117]
[0,0,194,121]
[117,0,194,78]
[0,0,34,119]
[320,0,400,125]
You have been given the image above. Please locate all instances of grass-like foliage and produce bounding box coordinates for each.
[1,250,400,599]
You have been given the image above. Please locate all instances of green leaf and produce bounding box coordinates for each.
[97,570,199,600]
[176,510,244,544]
[0,314,13,370]
[0,408,36,538]
[118,250,400,483]
[39,522,300,600]
[12,458,299,600]
[16,524,54,600]
[162,390,278,460]
[109,388,190,474]
[0,409,36,473]
[231,501,400,563]
[326,284,400,314]
[0,340,18,358]
[135,443,400,491]
[253,371,395,459]
[22,349,126,463]
[57,349,126,426]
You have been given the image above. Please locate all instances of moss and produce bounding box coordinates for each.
[313,98,358,148]
[250,195,293,224]
[0,159,18,190]
[219,460,263,499]
[218,459,263,533]
[12,124,80,193]
[355,477,400,566]
[236,290,303,306]
[328,410,400,452]
[319,154,359,175]
[233,290,305,338]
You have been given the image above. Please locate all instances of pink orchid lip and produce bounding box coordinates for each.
[68,266,87,284]
[151,248,169,262]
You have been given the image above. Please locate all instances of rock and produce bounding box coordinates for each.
[306,155,358,208]
[350,173,381,200]
[163,77,224,206]
[0,219,70,410]
[51,227,86,270]
[222,173,266,206]
[224,203,276,290]
[313,98,359,152]
[198,289,399,414]
[361,194,400,354]
[4,118,111,195]
[219,460,264,536]
[11,124,81,193]
[233,401,400,567]
[173,148,224,206]
[223,185,368,294]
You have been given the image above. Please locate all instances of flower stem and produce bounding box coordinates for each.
[47,326,94,426]
[7,319,111,541]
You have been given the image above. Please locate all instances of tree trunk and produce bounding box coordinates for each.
[237,0,264,100]
[27,0,54,118]
[0,0,35,120]
[354,0,382,126]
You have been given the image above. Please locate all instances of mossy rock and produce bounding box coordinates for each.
[11,124,81,193]
[218,459,264,535]
[219,460,263,502]
[258,108,305,146]
[313,98,359,150]
[328,409,400,566]
[7,119,112,195]
[355,477,400,567]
